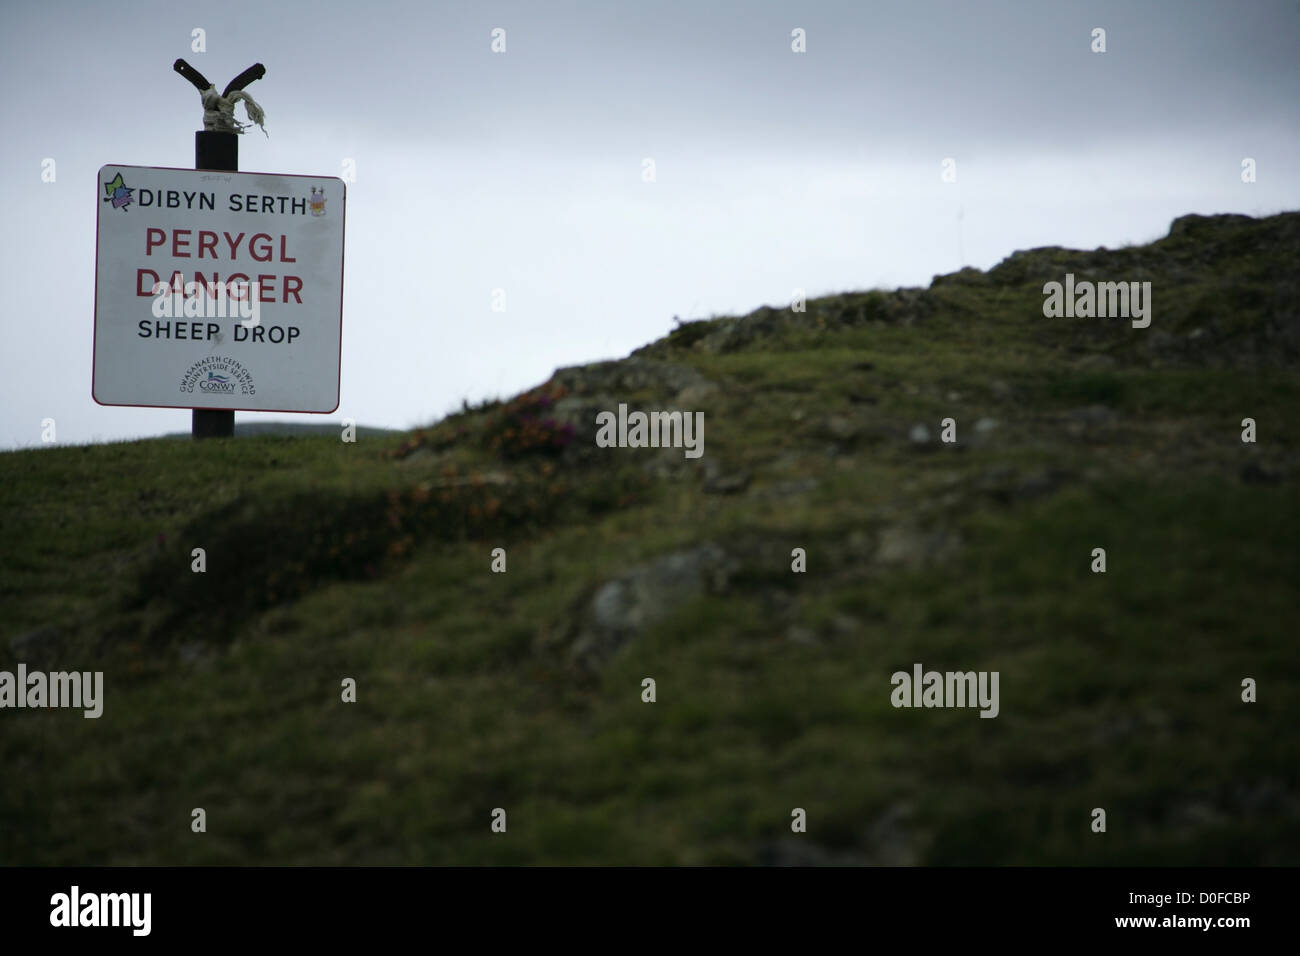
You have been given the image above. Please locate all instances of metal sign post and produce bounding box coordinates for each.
[174,58,265,439]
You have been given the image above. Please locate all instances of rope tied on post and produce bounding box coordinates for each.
[200,85,267,135]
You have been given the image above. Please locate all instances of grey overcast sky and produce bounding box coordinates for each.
[2,0,1298,448]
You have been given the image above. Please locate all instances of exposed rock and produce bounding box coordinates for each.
[551,358,718,401]
[824,415,860,442]
[637,290,936,356]
[930,266,990,288]
[675,383,719,406]
[689,307,789,354]
[543,359,719,466]
[989,379,1013,399]
[566,543,737,668]
[784,625,817,646]
[703,469,751,495]
[875,525,961,568]
[1167,212,1258,239]
[817,289,934,328]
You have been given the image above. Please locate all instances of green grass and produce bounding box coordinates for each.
[2,212,1298,865]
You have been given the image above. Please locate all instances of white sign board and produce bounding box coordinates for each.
[94,164,345,412]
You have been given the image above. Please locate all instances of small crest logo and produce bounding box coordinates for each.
[103,172,134,211]
[180,356,254,396]
[309,187,326,216]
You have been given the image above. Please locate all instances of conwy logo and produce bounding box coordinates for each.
[180,357,256,397]
[202,371,234,392]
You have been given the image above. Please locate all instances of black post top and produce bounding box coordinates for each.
[222,63,266,98]
[173,58,212,92]
[173,58,266,97]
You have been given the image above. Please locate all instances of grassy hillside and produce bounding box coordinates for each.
[2,212,1297,865]
[159,422,402,440]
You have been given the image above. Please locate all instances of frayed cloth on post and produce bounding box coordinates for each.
[199,86,267,136]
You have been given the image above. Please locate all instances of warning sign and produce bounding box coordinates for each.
[93,164,345,413]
